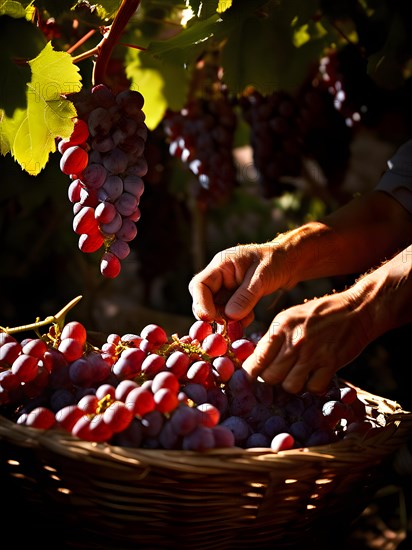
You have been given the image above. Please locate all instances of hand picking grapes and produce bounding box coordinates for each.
[189,139,412,396]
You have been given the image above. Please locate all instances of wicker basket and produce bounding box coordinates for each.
[1,382,412,550]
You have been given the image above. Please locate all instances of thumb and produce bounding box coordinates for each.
[225,285,261,320]
[225,263,265,319]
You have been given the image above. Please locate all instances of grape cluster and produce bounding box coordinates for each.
[0,316,377,452]
[313,44,380,128]
[57,84,148,278]
[163,53,238,208]
[239,88,304,199]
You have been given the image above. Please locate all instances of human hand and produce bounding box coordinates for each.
[189,242,293,327]
[242,288,373,395]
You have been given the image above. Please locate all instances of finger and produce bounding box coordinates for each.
[189,271,224,321]
[239,310,255,327]
[280,362,313,395]
[304,366,337,396]
[242,330,285,379]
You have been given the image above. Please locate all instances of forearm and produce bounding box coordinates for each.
[346,247,412,340]
[275,190,412,288]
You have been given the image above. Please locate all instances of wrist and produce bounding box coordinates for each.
[348,249,412,340]
[271,221,339,287]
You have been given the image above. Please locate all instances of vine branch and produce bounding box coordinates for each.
[92,0,142,86]
[0,296,83,335]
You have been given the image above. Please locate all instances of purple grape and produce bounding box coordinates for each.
[116,217,138,242]
[245,432,271,448]
[170,404,200,436]
[115,192,138,217]
[220,415,251,445]
[102,175,123,201]
[100,212,123,235]
[111,418,143,448]
[88,107,112,136]
[230,392,257,416]
[289,420,312,443]
[212,425,235,448]
[182,425,215,451]
[126,157,148,177]
[123,174,145,198]
[141,410,164,437]
[159,421,180,449]
[263,415,288,438]
[206,386,228,416]
[103,148,129,174]
[81,163,107,189]
[227,368,253,397]
[68,357,94,387]
[108,239,131,260]
[182,382,208,405]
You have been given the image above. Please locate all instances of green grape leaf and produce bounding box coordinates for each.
[71,0,121,20]
[217,0,232,13]
[1,41,82,175]
[145,12,222,67]
[125,47,189,130]
[220,3,332,95]
[0,0,27,17]
[185,0,230,16]
[366,13,406,89]
[0,0,33,19]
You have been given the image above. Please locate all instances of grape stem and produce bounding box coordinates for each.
[0,295,83,335]
[66,28,98,55]
[92,0,142,86]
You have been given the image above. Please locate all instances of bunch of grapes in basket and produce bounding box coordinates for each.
[0,317,375,452]
[57,84,148,278]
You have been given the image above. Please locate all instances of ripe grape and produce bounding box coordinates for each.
[189,320,213,342]
[100,251,121,278]
[60,145,89,176]
[11,354,39,383]
[140,324,168,346]
[153,387,179,414]
[202,333,227,357]
[61,321,87,345]
[103,401,133,433]
[1,340,22,365]
[18,406,56,429]
[271,432,295,452]
[197,402,220,427]
[125,386,155,417]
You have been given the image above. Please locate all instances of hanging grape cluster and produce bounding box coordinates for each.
[239,88,304,199]
[0,313,378,452]
[163,50,238,209]
[57,84,148,278]
[313,43,382,129]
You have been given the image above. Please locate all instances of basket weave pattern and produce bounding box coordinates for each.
[1,383,412,549]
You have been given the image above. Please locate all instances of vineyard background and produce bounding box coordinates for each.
[2,1,412,547]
